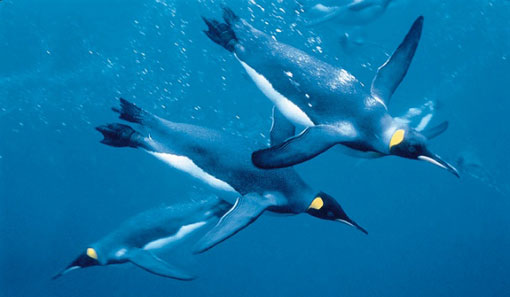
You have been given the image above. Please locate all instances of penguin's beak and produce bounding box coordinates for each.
[52,265,81,280]
[418,153,459,178]
[336,219,368,235]
[52,251,99,280]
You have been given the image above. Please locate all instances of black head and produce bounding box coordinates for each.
[52,248,100,280]
[306,192,367,234]
[388,128,459,177]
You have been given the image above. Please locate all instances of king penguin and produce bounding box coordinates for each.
[53,197,231,280]
[202,8,459,177]
[304,0,393,27]
[96,99,366,253]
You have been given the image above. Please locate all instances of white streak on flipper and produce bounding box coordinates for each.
[415,113,433,132]
[115,248,127,257]
[143,221,207,250]
[235,55,315,127]
[148,151,236,193]
[370,96,388,110]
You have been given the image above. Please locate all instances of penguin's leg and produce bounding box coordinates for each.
[193,193,274,254]
[112,98,162,129]
[252,125,356,169]
[96,123,150,150]
[127,249,196,281]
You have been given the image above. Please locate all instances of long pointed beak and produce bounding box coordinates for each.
[52,251,98,280]
[418,153,459,178]
[52,265,81,280]
[336,219,368,235]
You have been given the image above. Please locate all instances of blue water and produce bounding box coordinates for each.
[1,0,510,296]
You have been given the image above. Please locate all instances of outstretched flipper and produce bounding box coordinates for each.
[422,121,448,139]
[252,125,352,169]
[371,16,424,107]
[128,249,196,281]
[194,193,274,253]
[270,106,295,146]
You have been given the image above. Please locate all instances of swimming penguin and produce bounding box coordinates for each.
[202,8,459,177]
[304,0,393,26]
[96,99,366,253]
[53,197,231,280]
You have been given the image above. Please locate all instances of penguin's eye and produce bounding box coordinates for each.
[409,146,416,153]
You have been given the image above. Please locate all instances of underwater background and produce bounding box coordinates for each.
[1,0,510,296]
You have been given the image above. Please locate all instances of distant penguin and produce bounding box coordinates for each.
[203,8,458,177]
[96,99,366,253]
[304,0,394,26]
[53,197,230,280]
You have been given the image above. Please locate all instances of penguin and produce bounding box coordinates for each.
[96,99,366,253]
[304,0,394,27]
[53,197,231,280]
[202,8,459,177]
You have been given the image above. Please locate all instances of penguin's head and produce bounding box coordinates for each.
[388,128,459,177]
[52,248,100,279]
[306,192,367,234]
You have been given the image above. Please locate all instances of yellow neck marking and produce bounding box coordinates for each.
[86,248,98,260]
[389,129,405,149]
[309,197,324,210]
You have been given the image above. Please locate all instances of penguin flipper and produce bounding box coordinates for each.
[270,106,295,146]
[252,125,348,169]
[422,121,448,140]
[370,16,423,107]
[128,250,196,281]
[194,193,272,253]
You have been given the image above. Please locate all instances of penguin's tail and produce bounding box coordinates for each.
[202,7,239,52]
[95,123,141,148]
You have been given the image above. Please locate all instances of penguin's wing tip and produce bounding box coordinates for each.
[128,250,196,281]
[370,16,424,106]
[193,193,273,253]
[252,125,345,169]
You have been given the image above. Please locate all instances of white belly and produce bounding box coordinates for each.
[148,151,236,193]
[143,221,207,250]
[236,56,315,127]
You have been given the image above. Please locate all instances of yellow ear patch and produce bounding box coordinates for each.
[389,129,405,149]
[309,197,324,210]
[86,248,98,260]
